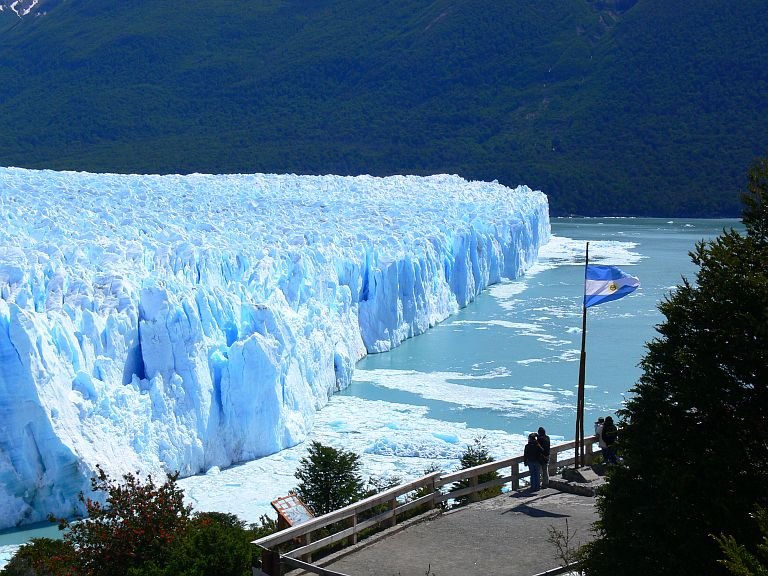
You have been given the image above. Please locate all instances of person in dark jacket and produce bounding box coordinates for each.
[537,427,551,488]
[601,416,619,464]
[523,433,544,491]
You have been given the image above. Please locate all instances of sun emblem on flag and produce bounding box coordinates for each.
[608,281,618,293]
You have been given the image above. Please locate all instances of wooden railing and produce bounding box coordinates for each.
[253,435,600,575]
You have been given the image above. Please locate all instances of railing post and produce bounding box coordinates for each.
[301,532,312,563]
[470,474,479,502]
[428,475,436,510]
[548,448,557,478]
[351,511,358,545]
[389,497,397,527]
[260,548,281,576]
[585,440,594,465]
[511,462,520,491]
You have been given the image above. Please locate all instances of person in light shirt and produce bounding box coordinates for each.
[595,416,606,451]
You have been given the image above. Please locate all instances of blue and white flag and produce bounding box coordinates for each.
[584,264,640,308]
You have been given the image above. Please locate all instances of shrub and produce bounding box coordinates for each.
[147,512,253,576]
[57,465,192,576]
[450,436,501,506]
[0,538,76,576]
[404,463,446,518]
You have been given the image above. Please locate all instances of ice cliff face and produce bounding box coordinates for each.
[0,167,550,528]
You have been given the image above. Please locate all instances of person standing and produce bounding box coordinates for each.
[523,433,544,491]
[595,416,606,455]
[594,416,605,438]
[537,427,551,488]
[601,416,619,464]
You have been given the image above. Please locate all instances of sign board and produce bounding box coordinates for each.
[271,493,314,529]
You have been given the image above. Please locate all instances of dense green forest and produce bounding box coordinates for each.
[0,0,765,216]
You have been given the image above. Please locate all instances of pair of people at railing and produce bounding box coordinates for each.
[523,427,551,491]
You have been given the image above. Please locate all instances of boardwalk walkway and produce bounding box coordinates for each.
[309,487,599,576]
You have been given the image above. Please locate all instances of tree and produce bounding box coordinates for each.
[450,436,501,506]
[294,441,365,516]
[58,465,193,576]
[743,154,768,244]
[580,155,768,575]
[715,506,768,576]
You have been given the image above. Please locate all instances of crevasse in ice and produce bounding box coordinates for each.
[0,167,549,528]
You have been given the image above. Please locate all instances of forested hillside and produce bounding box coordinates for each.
[0,0,765,216]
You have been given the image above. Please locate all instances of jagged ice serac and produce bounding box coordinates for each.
[0,167,550,529]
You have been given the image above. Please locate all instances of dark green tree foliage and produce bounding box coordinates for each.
[59,465,193,576]
[129,512,253,576]
[0,1,765,217]
[294,441,365,516]
[715,506,768,576]
[247,514,278,541]
[450,436,501,506]
[743,155,768,244]
[580,155,768,575]
[177,512,252,576]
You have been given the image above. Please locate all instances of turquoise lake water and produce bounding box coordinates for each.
[343,217,742,441]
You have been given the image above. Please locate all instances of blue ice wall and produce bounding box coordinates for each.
[0,168,550,528]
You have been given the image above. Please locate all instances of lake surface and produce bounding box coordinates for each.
[0,217,741,565]
[346,217,739,440]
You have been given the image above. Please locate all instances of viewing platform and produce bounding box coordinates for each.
[254,436,606,576]
[317,485,598,576]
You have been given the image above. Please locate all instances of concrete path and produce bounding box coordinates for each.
[315,487,599,576]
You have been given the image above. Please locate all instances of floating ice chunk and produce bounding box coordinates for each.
[365,435,466,459]
[432,432,460,444]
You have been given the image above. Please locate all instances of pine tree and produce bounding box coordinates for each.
[580,154,768,575]
[294,441,365,516]
[715,506,768,576]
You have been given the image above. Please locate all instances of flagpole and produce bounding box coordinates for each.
[574,252,639,468]
[575,242,589,468]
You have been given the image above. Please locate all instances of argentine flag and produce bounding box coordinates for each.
[584,264,640,308]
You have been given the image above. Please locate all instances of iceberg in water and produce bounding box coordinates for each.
[0,167,549,528]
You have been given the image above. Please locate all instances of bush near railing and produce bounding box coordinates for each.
[252,435,600,571]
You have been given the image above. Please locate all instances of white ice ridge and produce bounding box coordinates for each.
[0,167,550,529]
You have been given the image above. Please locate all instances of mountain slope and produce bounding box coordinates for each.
[0,0,765,216]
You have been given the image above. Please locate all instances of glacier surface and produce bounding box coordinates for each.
[0,167,549,529]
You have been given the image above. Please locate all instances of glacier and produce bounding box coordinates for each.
[0,166,549,529]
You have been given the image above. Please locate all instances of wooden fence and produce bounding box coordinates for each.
[252,435,600,575]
